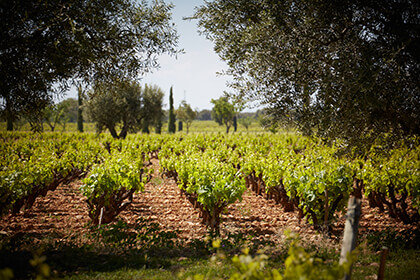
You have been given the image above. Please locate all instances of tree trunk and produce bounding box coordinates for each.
[339,196,362,280]
[142,120,150,134]
[108,125,119,139]
[119,126,128,139]
[6,116,13,131]
[5,97,14,131]
[155,121,162,134]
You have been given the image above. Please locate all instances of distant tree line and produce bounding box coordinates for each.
[0,94,267,134]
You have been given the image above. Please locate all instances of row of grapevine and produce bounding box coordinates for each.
[158,133,419,230]
[159,135,245,233]
[81,138,153,225]
[2,132,419,231]
[0,132,104,216]
[0,132,158,225]
[360,142,420,223]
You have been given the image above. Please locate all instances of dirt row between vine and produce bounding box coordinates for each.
[1,158,418,248]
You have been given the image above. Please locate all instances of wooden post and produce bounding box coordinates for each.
[377,247,389,280]
[339,196,362,280]
[98,207,104,228]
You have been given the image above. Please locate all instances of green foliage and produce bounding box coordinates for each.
[56,98,78,124]
[168,87,176,133]
[1,131,420,280]
[1,131,419,237]
[238,117,253,131]
[211,96,235,133]
[30,250,52,280]
[142,84,165,134]
[43,102,70,132]
[86,81,143,139]
[195,0,420,148]
[360,138,420,223]
[1,0,180,128]
[0,132,102,216]
[81,143,151,224]
[160,137,246,233]
[176,100,197,133]
[193,233,353,280]
[0,268,13,280]
[283,146,354,228]
[86,81,165,139]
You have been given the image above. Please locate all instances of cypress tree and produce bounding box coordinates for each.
[77,85,84,133]
[168,86,176,133]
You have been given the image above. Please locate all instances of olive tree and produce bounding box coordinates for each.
[211,96,235,133]
[176,100,197,133]
[195,0,420,149]
[142,84,165,134]
[0,0,179,130]
[86,81,165,138]
[86,81,142,139]
[43,102,70,132]
[238,117,253,131]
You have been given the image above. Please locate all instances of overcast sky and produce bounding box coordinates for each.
[63,0,234,111]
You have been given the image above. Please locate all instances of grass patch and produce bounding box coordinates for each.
[352,248,420,280]
[1,218,419,280]
[1,229,419,279]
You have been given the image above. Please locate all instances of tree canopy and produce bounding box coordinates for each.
[86,81,143,139]
[195,0,420,148]
[57,98,78,123]
[85,81,164,139]
[142,84,165,134]
[0,0,179,129]
[176,100,197,133]
[211,96,235,133]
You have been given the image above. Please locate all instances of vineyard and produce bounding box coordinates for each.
[1,131,420,279]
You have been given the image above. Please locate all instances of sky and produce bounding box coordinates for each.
[64,0,234,111]
[142,0,232,111]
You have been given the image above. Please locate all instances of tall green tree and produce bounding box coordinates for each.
[77,86,84,132]
[195,0,420,148]
[176,100,197,134]
[168,86,176,133]
[211,96,235,133]
[0,0,179,130]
